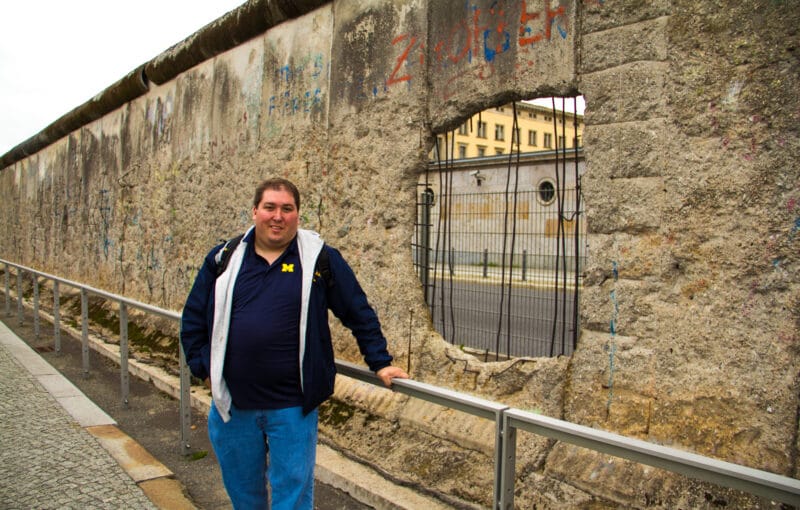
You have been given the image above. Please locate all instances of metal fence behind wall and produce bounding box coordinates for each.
[414,189,586,359]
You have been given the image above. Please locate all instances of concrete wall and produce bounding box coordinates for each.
[2,0,799,507]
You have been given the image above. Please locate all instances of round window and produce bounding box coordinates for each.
[537,179,556,205]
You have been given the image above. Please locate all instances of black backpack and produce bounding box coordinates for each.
[214,234,333,287]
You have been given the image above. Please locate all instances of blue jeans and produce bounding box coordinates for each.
[208,403,318,510]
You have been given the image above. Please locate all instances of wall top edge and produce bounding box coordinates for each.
[0,0,331,172]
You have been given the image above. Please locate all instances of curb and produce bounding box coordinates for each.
[0,318,197,510]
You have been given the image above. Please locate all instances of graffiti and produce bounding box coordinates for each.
[379,0,573,100]
[605,261,619,415]
[335,0,599,103]
[268,89,323,117]
[276,53,325,83]
[128,208,141,227]
[387,34,420,86]
[768,193,800,264]
[267,53,327,118]
[744,193,798,316]
[87,188,114,261]
[518,0,567,48]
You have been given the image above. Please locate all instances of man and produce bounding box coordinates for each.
[180,177,408,509]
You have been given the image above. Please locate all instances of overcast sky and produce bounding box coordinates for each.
[526,96,585,115]
[0,2,584,158]
[0,0,244,156]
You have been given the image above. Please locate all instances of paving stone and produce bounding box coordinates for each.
[0,332,157,509]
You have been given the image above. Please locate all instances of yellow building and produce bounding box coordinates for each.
[432,99,584,160]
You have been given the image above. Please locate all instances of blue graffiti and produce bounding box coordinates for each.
[556,21,567,39]
[790,216,800,241]
[607,263,620,412]
[483,29,511,62]
[268,88,322,117]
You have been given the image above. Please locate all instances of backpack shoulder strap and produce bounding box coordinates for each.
[214,233,245,277]
[315,246,334,288]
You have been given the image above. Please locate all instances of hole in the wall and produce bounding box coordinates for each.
[414,96,586,361]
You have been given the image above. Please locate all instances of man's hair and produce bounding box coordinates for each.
[253,178,301,210]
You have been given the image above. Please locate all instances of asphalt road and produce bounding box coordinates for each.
[429,278,577,357]
[2,316,370,510]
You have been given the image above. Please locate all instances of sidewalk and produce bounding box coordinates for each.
[0,319,194,509]
[432,264,581,290]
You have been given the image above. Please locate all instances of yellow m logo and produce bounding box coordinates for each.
[281,263,294,273]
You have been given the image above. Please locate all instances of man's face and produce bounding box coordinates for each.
[252,187,299,251]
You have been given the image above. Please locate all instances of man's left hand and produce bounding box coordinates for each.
[376,366,410,388]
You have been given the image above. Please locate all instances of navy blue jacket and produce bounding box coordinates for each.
[180,233,393,415]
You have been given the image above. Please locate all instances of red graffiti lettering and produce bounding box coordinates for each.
[519,0,566,47]
[472,7,488,61]
[448,19,472,64]
[387,34,418,86]
[441,70,469,101]
[477,62,496,80]
[383,0,600,98]
[433,40,446,62]
[519,2,542,45]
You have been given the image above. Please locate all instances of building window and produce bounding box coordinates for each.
[495,124,505,141]
[544,133,553,148]
[477,146,486,157]
[512,127,521,146]
[496,106,505,112]
[528,130,537,146]
[574,135,581,148]
[528,112,537,119]
[458,144,467,159]
[433,136,458,159]
[544,115,552,122]
[495,148,504,155]
[558,135,566,149]
[458,122,469,136]
[477,121,487,139]
[435,136,444,157]
[537,179,556,205]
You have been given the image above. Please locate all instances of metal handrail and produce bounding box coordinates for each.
[338,359,510,503]
[501,408,800,508]
[3,258,800,509]
[1,259,192,454]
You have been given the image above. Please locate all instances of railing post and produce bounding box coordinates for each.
[4,263,10,317]
[179,343,192,456]
[81,288,90,378]
[493,407,509,510]
[119,302,130,407]
[32,273,40,339]
[499,412,517,510]
[53,280,61,354]
[17,268,24,325]
[483,249,489,278]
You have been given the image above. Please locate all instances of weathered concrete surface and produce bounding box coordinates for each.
[1,0,799,508]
